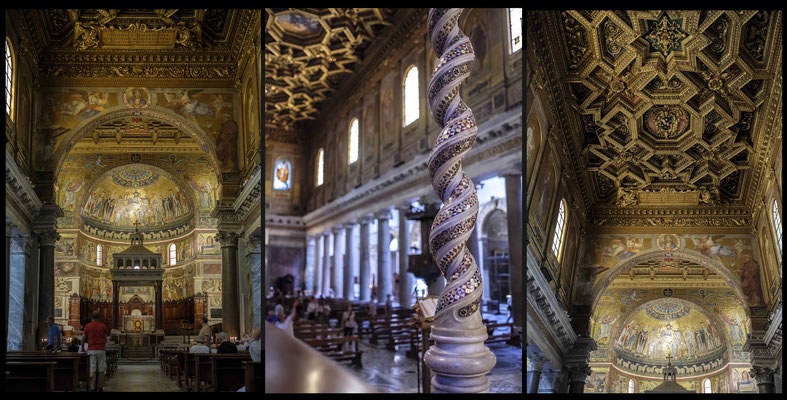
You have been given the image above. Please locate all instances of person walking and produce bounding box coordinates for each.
[82,310,108,392]
[340,301,357,338]
[46,316,62,352]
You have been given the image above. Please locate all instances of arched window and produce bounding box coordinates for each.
[348,118,359,164]
[628,379,635,393]
[5,37,15,118]
[96,244,102,266]
[773,200,782,258]
[551,199,567,260]
[403,65,419,127]
[169,243,177,266]
[316,148,324,187]
[508,8,522,54]
[704,378,712,393]
[273,158,292,190]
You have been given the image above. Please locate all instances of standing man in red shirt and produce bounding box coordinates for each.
[82,310,108,392]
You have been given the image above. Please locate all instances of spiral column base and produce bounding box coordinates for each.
[424,323,497,393]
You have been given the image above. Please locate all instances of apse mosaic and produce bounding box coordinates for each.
[81,169,192,230]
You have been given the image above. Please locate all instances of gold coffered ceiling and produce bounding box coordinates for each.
[528,11,782,225]
[14,9,259,85]
[265,8,395,127]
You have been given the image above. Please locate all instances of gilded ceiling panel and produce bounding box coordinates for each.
[264,8,395,127]
[527,10,782,221]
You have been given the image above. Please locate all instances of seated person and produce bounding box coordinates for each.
[216,332,238,354]
[68,338,81,353]
[189,336,210,354]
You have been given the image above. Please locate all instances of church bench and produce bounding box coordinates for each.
[173,351,193,388]
[385,322,417,351]
[369,317,411,345]
[106,349,119,377]
[406,329,435,360]
[295,327,343,340]
[243,361,261,392]
[207,354,253,392]
[484,322,521,347]
[5,361,57,392]
[5,354,80,392]
[302,336,363,368]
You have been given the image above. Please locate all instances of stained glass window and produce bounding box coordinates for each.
[170,243,177,266]
[403,65,419,126]
[509,8,522,54]
[316,148,324,186]
[773,200,782,258]
[273,158,292,190]
[96,244,102,266]
[348,118,359,164]
[551,199,566,259]
[5,38,13,118]
[704,378,711,393]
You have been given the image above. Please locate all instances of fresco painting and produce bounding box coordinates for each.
[197,233,220,255]
[55,262,79,277]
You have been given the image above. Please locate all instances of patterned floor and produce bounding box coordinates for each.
[340,309,522,393]
[102,361,181,392]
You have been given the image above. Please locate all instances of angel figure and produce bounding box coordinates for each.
[163,90,214,119]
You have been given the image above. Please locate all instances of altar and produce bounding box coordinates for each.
[123,311,155,333]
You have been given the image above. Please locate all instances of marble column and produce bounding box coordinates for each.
[35,230,60,344]
[344,222,355,300]
[216,231,241,338]
[567,365,591,393]
[376,210,392,304]
[112,281,120,330]
[503,172,523,333]
[359,216,372,302]
[322,233,331,297]
[246,231,262,330]
[332,226,344,300]
[396,206,411,307]
[7,232,28,351]
[538,369,562,394]
[527,353,546,393]
[5,220,13,352]
[155,281,163,330]
[314,234,323,297]
[751,366,776,393]
[22,233,39,351]
[305,236,315,294]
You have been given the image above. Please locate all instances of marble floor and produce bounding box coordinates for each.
[339,310,522,393]
[102,361,181,392]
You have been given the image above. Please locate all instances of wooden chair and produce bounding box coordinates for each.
[5,361,56,392]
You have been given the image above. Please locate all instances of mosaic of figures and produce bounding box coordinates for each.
[82,173,192,229]
[614,354,725,377]
[574,234,765,307]
[197,233,220,255]
[36,87,238,170]
[731,367,757,392]
[584,367,608,393]
[78,267,113,301]
[605,368,731,393]
[70,233,212,268]
[162,265,195,301]
[56,236,77,258]
[58,153,220,230]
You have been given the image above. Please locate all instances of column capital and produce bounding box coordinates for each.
[538,369,564,393]
[6,217,17,237]
[331,225,344,234]
[36,230,60,247]
[566,365,592,382]
[343,222,356,231]
[360,214,375,225]
[215,231,241,248]
[243,233,262,255]
[750,366,776,385]
[527,353,547,372]
[501,169,523,178]
[375,209,392,220]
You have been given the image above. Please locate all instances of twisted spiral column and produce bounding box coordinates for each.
[423,8,496,393]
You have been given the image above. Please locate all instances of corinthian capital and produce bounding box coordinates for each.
[215,231,240,248]
[37,230,61,247]
[243,233,262,255]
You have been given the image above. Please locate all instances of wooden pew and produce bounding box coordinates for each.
[406,329,434,360]
[173,351,192,388]
[369,317,410,345]
[302,336,363,368]
[105,349,119,378]
[385,322,417,351]
[294,327,343,340]
[5,361,57,392]
[5,353,80,392]
[243,361,261,392]
[208,354,253,392]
